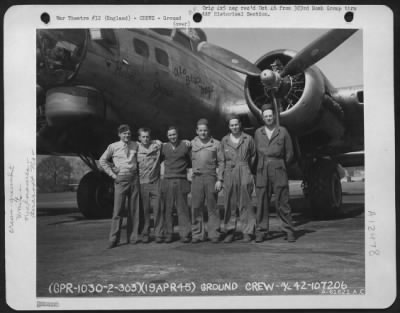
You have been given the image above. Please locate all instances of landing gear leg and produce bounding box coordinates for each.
[76,155,114,219]
[303,158,343,219]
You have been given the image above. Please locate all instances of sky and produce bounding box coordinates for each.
[203,28,363,88]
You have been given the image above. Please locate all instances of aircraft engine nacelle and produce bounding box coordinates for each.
[45,86,104,127]
[244,50,326,135]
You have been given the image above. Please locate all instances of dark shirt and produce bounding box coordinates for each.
[161,141,191,179]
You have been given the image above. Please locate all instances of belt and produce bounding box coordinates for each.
[263,156,283,161]
[225,161,249,169]
[192,171,216,176]
[142,179,159,185]
[259,156,284,169]
[118,172,137,178]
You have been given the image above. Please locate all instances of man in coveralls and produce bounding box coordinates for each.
[137,128,163,243]
[220,115,257,243]
[161,126,192,243]
[100,124,141,248]
[191,118,224,243]
[254,104,296,242]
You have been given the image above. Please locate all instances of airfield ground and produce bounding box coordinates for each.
[37,181,364,297]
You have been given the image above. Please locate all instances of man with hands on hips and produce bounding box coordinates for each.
[99,124,141,249]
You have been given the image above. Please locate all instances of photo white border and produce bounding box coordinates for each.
[4,4,396,310]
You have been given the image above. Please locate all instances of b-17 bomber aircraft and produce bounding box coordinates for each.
[36,28,364,219]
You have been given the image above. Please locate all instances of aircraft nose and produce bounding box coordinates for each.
[37,29,87,87]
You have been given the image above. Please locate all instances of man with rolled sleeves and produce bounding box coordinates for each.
[221,115,257,243]
[191,118,224,243]
[137,128,163,243]
[99,124,141,248]
[161,126,192,243]
[254,104,296,242]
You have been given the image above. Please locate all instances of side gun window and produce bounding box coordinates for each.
[155,48,169,67]
[133,38,149,58]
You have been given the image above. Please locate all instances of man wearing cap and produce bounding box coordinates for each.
[270,58,284,73]
[191,118,224,243]
[137,127,163,243]
[161,126,192,243]
[220,115,257,243]
[100,124,141,248]
[254,104,296,242]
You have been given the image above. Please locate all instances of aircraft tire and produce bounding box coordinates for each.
[307,159,343,219]
[77,171,113,219]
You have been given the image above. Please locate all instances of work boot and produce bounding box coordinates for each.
[142,235,150,244]
[242,234,252,242]
[107,242,118,249]
[287,232,296,243]
[191,238,201,244]
[181,237,191,243]
[155,237,164,244]
[164,235,173,243]
[210,237,220,244]
[255,233,264,243]
[224,232,234,243]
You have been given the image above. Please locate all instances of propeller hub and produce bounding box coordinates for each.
[260,69,281,89]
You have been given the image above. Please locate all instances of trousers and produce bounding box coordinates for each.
[109,175,141,243]
[256,164,295,235]
[161,178,191,239]
[140,179,162,238]
[191,174,220,240]
[223,164,256,235]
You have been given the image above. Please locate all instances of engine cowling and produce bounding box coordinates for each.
[244,50,326,135]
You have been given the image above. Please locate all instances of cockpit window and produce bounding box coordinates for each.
[173,31,192,51]
[150,29,173,37]
[133,38,149,58]
[155,48,169,67]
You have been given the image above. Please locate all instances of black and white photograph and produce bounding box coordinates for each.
[4,4,396,310]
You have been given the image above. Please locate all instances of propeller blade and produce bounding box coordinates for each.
[198,42,261,76]
[270,90,280,127]
[280,29,358,77]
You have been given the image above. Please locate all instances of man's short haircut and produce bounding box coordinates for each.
[196,118,209,128]
[118,124,131,134]
[167,125,178,134]
[138,127,151,136]
[227,114,241,124]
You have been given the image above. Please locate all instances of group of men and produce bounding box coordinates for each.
[99,103,296,249]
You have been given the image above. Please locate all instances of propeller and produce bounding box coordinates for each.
[198,29,359,124]
[279,29,358,77]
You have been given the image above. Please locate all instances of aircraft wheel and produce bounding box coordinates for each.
[306,159,343,219]
[77,171,114,219]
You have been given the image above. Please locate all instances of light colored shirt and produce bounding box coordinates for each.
[99,141,139,178]
[191,137,224,181]
[137,141,162,184]
[265,126,276,140]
